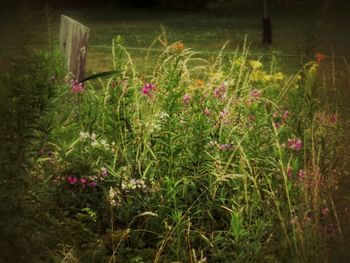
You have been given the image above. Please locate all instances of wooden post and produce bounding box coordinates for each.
[59,15,89,81]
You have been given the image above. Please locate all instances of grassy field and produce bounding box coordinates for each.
[1,2,348,73]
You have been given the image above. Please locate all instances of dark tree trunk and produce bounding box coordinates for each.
[262,17,272,45]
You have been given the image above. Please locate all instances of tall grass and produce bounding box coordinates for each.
[14,37,342,262]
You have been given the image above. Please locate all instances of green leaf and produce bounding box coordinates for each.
[79,70,121,83]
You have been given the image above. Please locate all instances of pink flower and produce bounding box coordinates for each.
[287,166,292,178]
[282,110,289,121]
[203,108,211,116]
[219,144,234,151]
[67,175,78,185]
[80,177,87,184]
[329,114,338,124]
[141,83,156,97]
[297,169,306,181]
[250,89,262,98]
[219,109,229,118]
[70,80,85,94]
[213,83,226,100]
[287,138,303,151]
[322,207,330,216]
[183,94,191,105]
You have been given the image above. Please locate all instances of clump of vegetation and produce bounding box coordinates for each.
[1,36,341,262]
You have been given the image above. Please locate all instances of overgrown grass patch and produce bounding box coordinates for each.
[15,37,342,262]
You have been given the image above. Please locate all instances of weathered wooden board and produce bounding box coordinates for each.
[59,15,89,81]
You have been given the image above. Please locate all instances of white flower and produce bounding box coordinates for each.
[158,112,169,121]
[91,141,99,147]
[91,132,97,140]
[79,131,90,140]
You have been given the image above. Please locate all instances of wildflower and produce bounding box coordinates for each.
[250,89,262,98]
[195,80,205,87]
[101,167,108,177]
[158,112,169,121]
[70,80,85,94]
[91,132,97,140]
[287,138,302,151]
[91,141,99,147]
[322,207,330,216]
[282,110,289,121]
[80,177,87,184]
[219,144,234,151]
[67,175,78,185]
[79,131,90,140]
[183,94,191,105]
[203,108,211,116]
[213,82,227,100]
[287,166,292,178]
[329,114,338,124]
[274,122,280,128]
[249,60,263,70]
[141,83,156,97]
[89,181,97,187]
[219,109,229,118]
[273,72,284,80]
[315,52,325,65]
[173,42,184,51]
[298,169,306,181]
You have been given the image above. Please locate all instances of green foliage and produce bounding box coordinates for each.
[0,39,341,262]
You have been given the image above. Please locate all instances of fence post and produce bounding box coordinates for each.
[59,15,89,81]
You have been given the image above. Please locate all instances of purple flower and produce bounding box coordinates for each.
[101,168,108,177]
[70,80,85,94]
[89,181,97,187]
[287,138,302,151]
[67,175,78,185]
[213,84,226,100]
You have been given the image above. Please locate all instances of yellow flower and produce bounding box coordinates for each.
[262,74,272,81]
[273,72,284,80]
[195,80,205,87]
[249,60,263,70]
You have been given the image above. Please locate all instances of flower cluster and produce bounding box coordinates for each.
[67,175,97,188]
[213,82,227,100]
[122,178,147,191]
[79,131,112,150]
[141,83,156,97]
[287,138,303,151]
[65,167,109,189]
[70,80,85,94]
[273,110,289,128]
